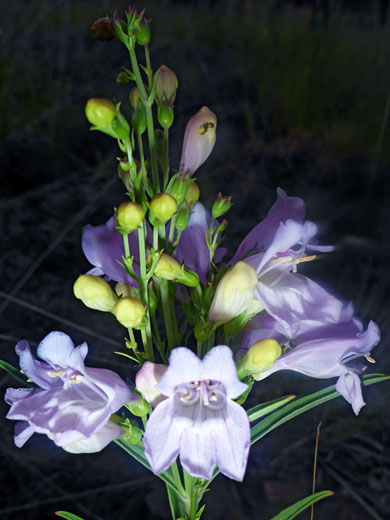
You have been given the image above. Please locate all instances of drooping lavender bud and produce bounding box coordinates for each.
[155,65,178,105]
[179,107,217,175]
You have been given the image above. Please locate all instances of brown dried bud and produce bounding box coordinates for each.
[91,17,115,42]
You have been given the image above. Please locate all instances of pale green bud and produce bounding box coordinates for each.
[207,261,262,325]
[242,339,282,376]
[113,296,146,328]
[147,253,199,287]
[212,192,232,219]
[185,181,200,207]
[150,193,177,224]
[85,98,116,128]
[73,275,118,312]
[116,202,145,233]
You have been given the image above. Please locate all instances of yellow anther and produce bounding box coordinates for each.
[48,370,65,378]
[365,353,376,364]
[272,255,317,265]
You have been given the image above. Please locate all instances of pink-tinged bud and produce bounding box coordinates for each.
[91,17,115,41]
[179,106,217,175]
[135,361,167,407]
[155,65,178,105]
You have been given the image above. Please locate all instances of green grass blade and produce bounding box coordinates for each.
[251,373,389,444]
[55,512,85,520]
[0,359,35,387]
[247,394,296,422]
[270,490,334,519]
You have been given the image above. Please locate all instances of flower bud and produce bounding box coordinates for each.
[91,17,115,41]
[185,181,200,207]
[73,275,118,312]
[157,102,174,129]
[116,71,131,85]
[175,209,190,231]
[126,395,152,417]
[135,22,151,46]
[170,177,188,205]
[135,361,167,407]
[132,104,147,135]
[194,319,215,342]
[148,253,199,287]
[179,106,217,175]
[116,202,145,233]
[85,98,116,128]
[129,87,141,109]
[207,261,262,325]
[150,193,177,224]
[155,65,178,105]
[241,339,282,376]
[115,282,139,298]
[212,193,232,219]
[113,297,146,328]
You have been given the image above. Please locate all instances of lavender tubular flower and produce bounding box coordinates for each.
[82,216,139,285]
[5,332,133,452]
[143,346,250,481]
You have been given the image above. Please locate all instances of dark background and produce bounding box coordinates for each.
[1,0,390,518]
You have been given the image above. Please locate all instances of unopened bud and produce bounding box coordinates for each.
[115,283,139,298]
[117,71,131,84]
[126,395,152,417]
[136,361,167,407]
[129,87,141,109]
[155,65,178,105]
[194,319,215,342]
[73,275,118,312]
[179,106,217,175]
[113,297,146,328]
[185,181,200,207]
[175,209,190,231]
[85,98,116,128]
[116,202,145,233]
[208,261,262,325]
[157,102,174,129]
[212,193,232,219]
[170,177,188,205]
[150,193,177,224]
[135,22,151,46]
[147,253,199,287]
[91,17,115,41]
[242,339,282,375]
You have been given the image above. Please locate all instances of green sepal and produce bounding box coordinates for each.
[55,512,85,520]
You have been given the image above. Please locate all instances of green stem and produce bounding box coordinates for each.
[168,215,177,245]
[160,279,176,351]
[153,225,159,251]
[137,224,154,361]
[137,132,147,187]
[128,44,160,192]
[183,470,199,520]
[144,44,153,91]
[122,233,131,259]
[127,327,137,347]
[163,126,170,189]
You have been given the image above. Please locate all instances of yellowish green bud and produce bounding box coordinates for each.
[242,339,282,376]
[147,253,199,287]
[157,102,174,129]
[170,177,188,205]
[175,209,190,231]
[150,193,177,224]
[208,261,262,325]
[194,319,215,342]
[185,181,200,207]
[116,202,145,233]
[155,65,178,105]
[73,275,118,312]
[115,283,139,298]
[135,22,151,46]
[126,395,152,417]
[129,87,141,109]
[212,192,232,219]
[113,297,146,328]
[85,98,116,128]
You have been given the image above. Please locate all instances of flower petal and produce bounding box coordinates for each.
[37,331,76,369]
[157,348,202,397]
[143,398,182,474]
[62,420,124,453]
[214,400,250,481]
[14,421,35,448]
[201,346,247,400]
[336,371,365,415]
[15,340,58,389]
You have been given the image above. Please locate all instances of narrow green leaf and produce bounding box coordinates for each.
[247,394,296,422]
[270,490,333,519]
[251,373,390,444]
[0,359,35,387]
[55,512,85,520]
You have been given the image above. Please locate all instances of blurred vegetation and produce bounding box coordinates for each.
[1,0,389,160]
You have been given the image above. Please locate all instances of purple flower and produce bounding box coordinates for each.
[243,317,380,415]
[174,202,226,283]
[5,332,133,452]
[143,346,250,481]
[82,216,139,285]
